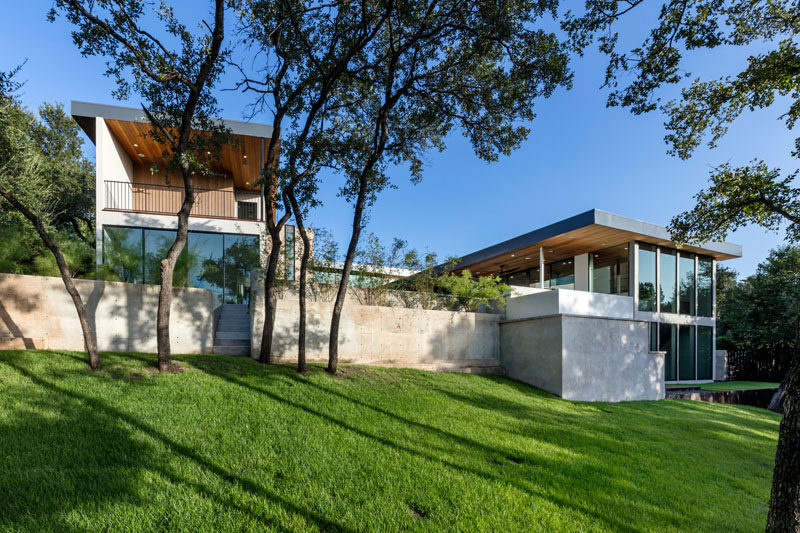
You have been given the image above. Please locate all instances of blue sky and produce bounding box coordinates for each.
[3,3,795,278]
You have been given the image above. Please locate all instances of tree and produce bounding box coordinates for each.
[0,73,99,368]
[323,0,572,373]
[235,0,396,366]
[563,1,800,529]
[52,0,230,372]
[436,270,510,313]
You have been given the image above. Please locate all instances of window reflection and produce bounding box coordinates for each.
[591,244,629,295]
[698,257,713,317]
[546,259,574,290]
[638,244,657,311]
[659,249,677,313]
[679,254,695,315]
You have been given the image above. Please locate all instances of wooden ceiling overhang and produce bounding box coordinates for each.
[449,209,743,277]
[71,100,274,192]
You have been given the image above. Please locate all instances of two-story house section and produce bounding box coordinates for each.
[71,101,276,306]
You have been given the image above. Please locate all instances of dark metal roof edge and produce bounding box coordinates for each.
[70,100,274,139]
[444,208,742,272]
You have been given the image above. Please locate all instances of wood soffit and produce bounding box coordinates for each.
[106,119,265,192]
[456,224,736,276]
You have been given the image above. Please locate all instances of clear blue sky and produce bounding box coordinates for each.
[3,3,795,278]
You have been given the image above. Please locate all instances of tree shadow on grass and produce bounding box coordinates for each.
[188,360,667,532]
[0,359,353,532]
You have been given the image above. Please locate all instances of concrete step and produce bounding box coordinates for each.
[214,338,250,347]
[217,321,250,331]
[220,304,249,315]
[216,330,250,340]
[213,345,250,356]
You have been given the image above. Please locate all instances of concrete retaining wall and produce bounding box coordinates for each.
[0,273,219,353]
[500,314,664,402]
[250,274,501,368]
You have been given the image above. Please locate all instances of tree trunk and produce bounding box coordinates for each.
[0,185,100,369]
[155,177,193,372]
[769,372,789,413]
[286,190,310,373]
[258,226,283,364]
[327,179,368,375]
[765,315,800,531]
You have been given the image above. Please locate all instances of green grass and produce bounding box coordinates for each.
[0,350,781,532]
[701,381,780,392]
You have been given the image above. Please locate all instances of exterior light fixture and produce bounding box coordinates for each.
[137,153,145,157]
[133,143,139,147]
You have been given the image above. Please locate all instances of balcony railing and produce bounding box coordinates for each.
[104,180,262,221]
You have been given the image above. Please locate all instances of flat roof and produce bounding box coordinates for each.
[70,100,274,142]
[447,209,742,276]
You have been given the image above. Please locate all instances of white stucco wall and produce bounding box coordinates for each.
[505,289,634,321]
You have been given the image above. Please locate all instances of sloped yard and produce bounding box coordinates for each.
[0,350,780,532]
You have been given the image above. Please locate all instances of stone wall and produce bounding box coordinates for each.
[0,273,219,353]
[250,273,501,369]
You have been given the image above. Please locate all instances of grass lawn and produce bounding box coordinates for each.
[700,381,780,392]
[0,350,781,532]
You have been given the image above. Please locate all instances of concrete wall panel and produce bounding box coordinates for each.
[499,316,563,397]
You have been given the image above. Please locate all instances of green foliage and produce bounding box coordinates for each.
[436,269,511,313]
[0,350,780,531]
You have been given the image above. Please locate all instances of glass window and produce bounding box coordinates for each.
[546,259,574,289]
[697,326,713,380]
[528,266,541,288]
[102,227,143,283]
[638,244,657,311]
[285,225,295,281]
[224,234,260,305]
[187,232,224,302]
[649,322,658,352]
[660,249,677,313]
[590,243,629,295]
[679,254,696,315]
[237,201,257,220]
[698,257,713,317]
[144,229,189,287]
[679,325,696,381]
[507,270,529,287]
[660,323,677,381]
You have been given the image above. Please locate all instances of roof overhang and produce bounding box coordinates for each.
[71,100,274,191]
[447,209,742,277]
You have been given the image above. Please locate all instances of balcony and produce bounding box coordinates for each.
[104,180,262,221]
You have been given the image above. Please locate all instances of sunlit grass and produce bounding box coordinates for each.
[0,350,780,532]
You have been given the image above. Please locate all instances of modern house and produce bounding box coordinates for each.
[446,209,741,399]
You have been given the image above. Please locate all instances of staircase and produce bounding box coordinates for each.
[213,304,251,356]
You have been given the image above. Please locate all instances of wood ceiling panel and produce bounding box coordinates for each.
[458,224,732,277]
[106,119,263,191]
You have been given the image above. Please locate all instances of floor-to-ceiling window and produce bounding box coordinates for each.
[659,249,677,313]
[102,226,143,283]
[679,253,696,315]
[638,244,657,311]
[697,325,713,380]
[659,323,677,381]
[698,257,713,317]
[102,226,259,304]
[678,325,696,381]
[590,243,629,295]
[545,259,574,290]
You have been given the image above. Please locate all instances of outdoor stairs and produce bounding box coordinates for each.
[213,304,251,356]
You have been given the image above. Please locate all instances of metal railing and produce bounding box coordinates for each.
[104,180,261,220]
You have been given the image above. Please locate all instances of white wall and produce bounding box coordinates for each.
[505,288,634,321]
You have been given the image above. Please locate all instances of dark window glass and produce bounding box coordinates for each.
[649,322,658,352]
[224,234,259,304]
[187,232,224,302]
[638,244,657,311]
[144,229,189,287]
[528,266,540,288]
[591,243,630,295]
[102,227,143,283]
[660,249,677,313]
[660,323,677,381]
[697,326,713,380]
[698,258,713,317]
[546,259,574,289]
[507,270,529,287]
[679,254,696,315]
[678,325,696,381]
[237,201,257,220]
